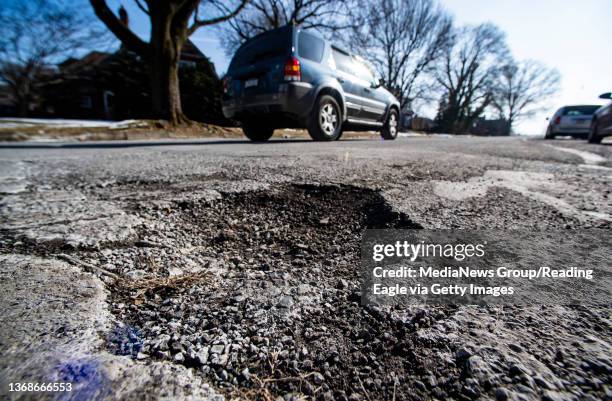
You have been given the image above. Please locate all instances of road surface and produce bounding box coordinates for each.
[0,136,610,401]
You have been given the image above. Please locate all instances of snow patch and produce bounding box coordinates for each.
[0,118,147,129]
[546,145,607,165]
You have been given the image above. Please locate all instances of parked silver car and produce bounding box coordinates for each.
[589,92,612,143]
[545,105,602,139]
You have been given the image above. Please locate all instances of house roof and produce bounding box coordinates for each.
[60,40,205,70]
[181,39,206,62]
[59,51,112,71]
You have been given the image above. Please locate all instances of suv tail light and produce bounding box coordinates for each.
[554,116,561,125]
[284,57,301,81]
[223,77,230,94]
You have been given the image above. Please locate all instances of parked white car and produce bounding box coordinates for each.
[545,105,601,139]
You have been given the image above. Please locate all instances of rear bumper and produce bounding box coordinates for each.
[222,82,314,121]
[551,126,590,135]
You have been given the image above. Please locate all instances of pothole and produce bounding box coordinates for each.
[101,184,466,400]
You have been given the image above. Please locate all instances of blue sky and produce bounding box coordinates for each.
[108,0,612,135]
[443,0,612,134]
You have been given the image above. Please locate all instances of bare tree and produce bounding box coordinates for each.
[435,24,510,134]
[491,60,561,134]
[90,0,249,125]
[0,0,107,117]
[220,0,355,54]
[349,0,452,109]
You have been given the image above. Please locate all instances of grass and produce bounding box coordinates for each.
[0,119,245,142]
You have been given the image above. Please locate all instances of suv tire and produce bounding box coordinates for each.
[307,95,342,141]
[588,120,602,144]
[242,122,274,142]
[381,108,399,140]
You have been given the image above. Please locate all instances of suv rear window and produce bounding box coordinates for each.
[298,31,325,62]
[563,106,601,116]
[229,28,291,71]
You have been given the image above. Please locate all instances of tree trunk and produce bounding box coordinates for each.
[13,83,30,117]
[150,8,190,126]
[150,39,190,125]
[504,118,514,136]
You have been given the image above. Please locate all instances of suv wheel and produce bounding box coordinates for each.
[242,121,274,142]
[381,109,399,140]
[307,95,342,141]
[588,120,602,144]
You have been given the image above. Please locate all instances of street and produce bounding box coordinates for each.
[1,136,611,400]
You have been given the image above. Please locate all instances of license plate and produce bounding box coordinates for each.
[244,79,258,88]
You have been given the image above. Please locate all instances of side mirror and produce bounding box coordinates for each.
[371,78,383,89]
[599,92,612,100]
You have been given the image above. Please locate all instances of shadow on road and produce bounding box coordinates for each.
[0,138,374,149]
[533,138,611,146]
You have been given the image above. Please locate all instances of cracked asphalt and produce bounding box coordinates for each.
[0,136,610,401]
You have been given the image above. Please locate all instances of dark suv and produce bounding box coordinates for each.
[222,25,400,142]
[589,92,612,143]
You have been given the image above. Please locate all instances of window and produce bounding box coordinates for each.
[179,60,196,69]
[332,48,354,74]
[352,58,376,83]
[80,96,92,109]
[229,27,292,71]
[103,91,115,114]
[563,105,601,116]
[298,31,325,63]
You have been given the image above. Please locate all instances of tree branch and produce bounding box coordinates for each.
[90,0,150,56]
[188,0,250,35]
[134,0,150,15]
